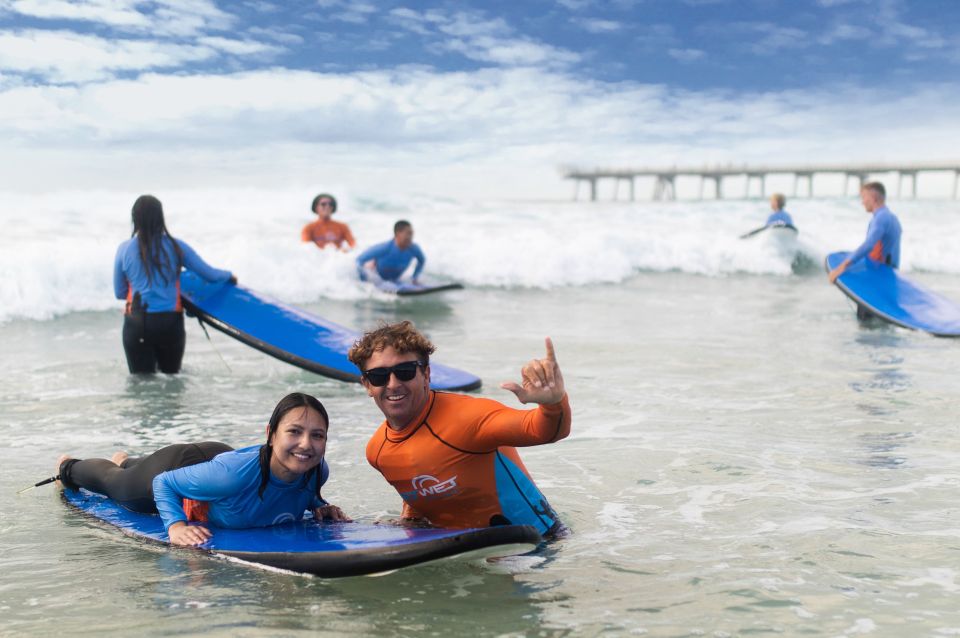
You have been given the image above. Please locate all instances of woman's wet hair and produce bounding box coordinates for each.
[131,195,183,285]
[257,392,329,500]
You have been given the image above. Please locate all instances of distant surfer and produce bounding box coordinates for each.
[56,393,350,547]
[766,193,795,228]
[347,321,570,537]
[301,193,356,251]
[827,182,902,319]
[114,195,235,374]
[355,220,425,284]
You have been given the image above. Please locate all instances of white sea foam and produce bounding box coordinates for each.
[3,188,960,322]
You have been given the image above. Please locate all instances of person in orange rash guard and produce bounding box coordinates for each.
[347,321,571,538]
[301,193,356,250]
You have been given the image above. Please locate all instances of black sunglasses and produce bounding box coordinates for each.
[362,361,425,387]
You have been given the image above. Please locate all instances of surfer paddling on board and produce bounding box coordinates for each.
[766,193,795,228]
[348,321,571,538]
[356,220,425,284]
[827,182,902,318]
[55,393,350,547]
[301,193,356,251]
[115,195,235,374]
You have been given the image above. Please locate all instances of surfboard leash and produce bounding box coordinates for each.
[196,317,232,373]
[16,475,59,495]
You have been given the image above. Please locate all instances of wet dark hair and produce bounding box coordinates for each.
[257,392,330,502]
[131,195,183,285]
[393,219,411,234]
[311,193,337,214]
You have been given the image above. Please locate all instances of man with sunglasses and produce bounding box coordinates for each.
[347,321,571,538]
[301,193,356,250]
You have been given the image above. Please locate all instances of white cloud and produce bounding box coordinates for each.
[0,29,217,82]
[4,0,235,37]
[197,36,282,56]
[574,18,622,34]
[0,27,284,83]
[668,48,705,62]
[2,65,960,199]
[5,0,149,28]
[389,8,581,69]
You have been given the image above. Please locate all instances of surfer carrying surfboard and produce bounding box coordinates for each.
[828,181,902,285]
[356,220,426,284]
[301,193,356,251]
[55,392,350,547]
[348,321,571,537]
[115,195,235,374]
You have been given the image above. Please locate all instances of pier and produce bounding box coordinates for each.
[563,162,960,201]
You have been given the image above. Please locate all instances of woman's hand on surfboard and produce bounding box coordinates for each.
[314,504,352,522]
[500,337,566,405]
[167,521,213,546]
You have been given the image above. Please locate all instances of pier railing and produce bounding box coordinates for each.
[561,162,960,201]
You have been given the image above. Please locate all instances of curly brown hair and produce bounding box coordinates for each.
[347,320,436,370]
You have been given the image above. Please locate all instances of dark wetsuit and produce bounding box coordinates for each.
[60,442,233,514]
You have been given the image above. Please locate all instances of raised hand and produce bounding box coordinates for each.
[500,337,565,405]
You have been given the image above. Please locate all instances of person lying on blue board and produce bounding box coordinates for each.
[356,220,425,284]
[766,193,795,228]
[56,393,351,547]
[828,181,902,284]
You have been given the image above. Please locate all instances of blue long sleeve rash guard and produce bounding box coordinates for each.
[355,239,425,282]
[846,205,902,268]
[114,236,233,312]
[152,445,329,530]
[766,210,795,227]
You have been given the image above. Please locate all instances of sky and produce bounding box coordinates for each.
[1,0,959,199]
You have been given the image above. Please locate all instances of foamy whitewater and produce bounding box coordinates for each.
[4,188,960,323]
[4,188,960,636]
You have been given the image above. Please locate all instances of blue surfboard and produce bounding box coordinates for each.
[825,251,960,337]
[62,489,541,578]
[179,272,481,391]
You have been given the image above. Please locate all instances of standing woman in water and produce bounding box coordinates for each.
[114,194,235,374]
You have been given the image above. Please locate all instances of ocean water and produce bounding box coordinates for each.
[2,191,960,636]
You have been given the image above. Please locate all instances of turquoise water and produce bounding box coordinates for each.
[3,196,960,635]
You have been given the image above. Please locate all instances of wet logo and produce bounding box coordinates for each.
[401,474,459,501]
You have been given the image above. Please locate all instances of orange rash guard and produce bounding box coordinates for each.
[365,391,571,535]
[301,219,356,249]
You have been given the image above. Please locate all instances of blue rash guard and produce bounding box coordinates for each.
[152,445,329,530]
[114,236,233,312]
[356,239,426,282]
[766,210,795,227]
[846,205,902,268]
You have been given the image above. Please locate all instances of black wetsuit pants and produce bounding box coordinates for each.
[60,442,233,514]
[122,311,186,374]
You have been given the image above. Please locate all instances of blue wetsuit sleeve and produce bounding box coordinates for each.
[176,239,232,283]
[152,457,246,529]
[411,245,425,279]
[847,215,884,264]
[355,241,390,276]
[113,244,128,300]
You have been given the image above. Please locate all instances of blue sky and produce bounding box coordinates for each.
[1,0,958,197]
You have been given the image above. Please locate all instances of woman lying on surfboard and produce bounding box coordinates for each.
[56,392,350,546]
